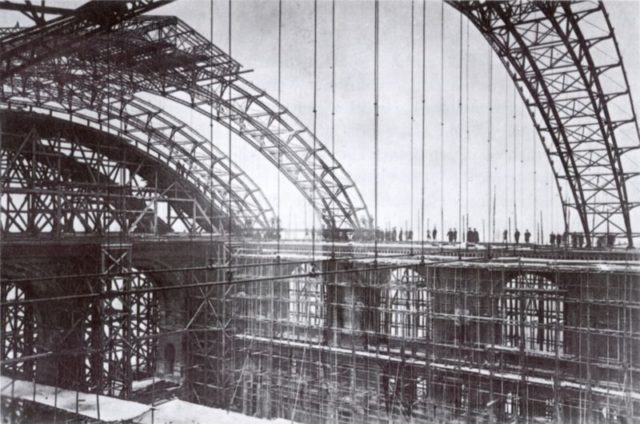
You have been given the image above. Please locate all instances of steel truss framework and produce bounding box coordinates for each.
[0,9,371,232]
[1,1,637,241]
[1,113,240,235]
[1,283,35,380]
[1,246,161,400]
[450,0,640,246]
[84,244,159,399]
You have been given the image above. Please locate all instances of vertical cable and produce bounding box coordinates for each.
[504,74,509,240]
[226,0,233,405]
[512,85,517,232]
[458,12,463,244]
[331,0,336,257]
[312,0,317,263]
[227,0,232,250]
[439,1,444,242]
[420,0,426,260]
[533,129,537,243]
[487,47,493,242]
[274,0,282,412]
[519,101,524,236]
[410,0,415,254]
[464,18,469,240]
[374,0,379,261]
[277,0,282,255]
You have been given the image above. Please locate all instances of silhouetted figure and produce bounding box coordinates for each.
[514,229,520,245]
[453,228,458,242]
[503,230,508,243]
[473,228,479,243]
[524,229,531,244]
[426,230,431,240]
[399,229,403,242]
[578,233,584,248]
[466,227,472,243]
[432,227,437,241]
[607,233,616,247]
[550,233,556,246]
[571,233,578,248]
[556,233,562,247]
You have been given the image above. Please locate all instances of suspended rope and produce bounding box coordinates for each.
[512,84,517,233]
[487,45,493,243]
[312,0,317,262]
[331,0,336,257]
[209,0,215,249]
[533,127,537,243]
[226,0,233,400]
[277,0,282,255]
[519,101,524,236]
[439,1,444,242]
[420,0,426,260]
[420,0,428,263]
[374,0,379,261]
[410,0,415,254]
[227,0,233,254]
[458,11,463,245]
[504,73,509,241]
[464,19,470,239]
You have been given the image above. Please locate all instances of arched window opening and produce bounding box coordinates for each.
[500,274,563,353]
[288,263,324,331]
[164,343,176,374]
[382,268,428,339]
[1,283,35,378]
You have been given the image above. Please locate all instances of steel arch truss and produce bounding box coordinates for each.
[450,1,640,246]
[0,12,371,232]
[1,112,245,236]
[0,94,276,234]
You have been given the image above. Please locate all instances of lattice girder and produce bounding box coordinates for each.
[0,1,175,81]
[0,87,275,232]
[450,1,639,246]
[1,114,233,236]
[1,13,371,231]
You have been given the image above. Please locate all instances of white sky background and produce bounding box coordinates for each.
[3,1,640,240]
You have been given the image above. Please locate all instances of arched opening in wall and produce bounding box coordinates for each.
[500,274,563,353]
[83,270,159,395]
[381,268,428,340]
[1,283,35,379]
[164,343,176,375]
[288,263,323,339]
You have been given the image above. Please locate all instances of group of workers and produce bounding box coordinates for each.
[311,221,620,249]
[549,232,616,248]
[502,229,532,244]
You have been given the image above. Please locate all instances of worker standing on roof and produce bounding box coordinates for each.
[524,229,531,244]
[503,229,508,243]
[514,229,520,245]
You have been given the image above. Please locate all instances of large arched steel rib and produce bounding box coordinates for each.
[1,73,276,232]
[449,1,639,246]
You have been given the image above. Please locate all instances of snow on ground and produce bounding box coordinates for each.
[2,376,299,424]
[0,376,150,422]
[135,399,298,424]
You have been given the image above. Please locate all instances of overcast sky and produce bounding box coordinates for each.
[3,1,639,240]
